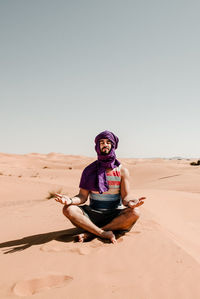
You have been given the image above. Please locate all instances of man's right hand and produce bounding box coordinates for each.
[54,193,72,205]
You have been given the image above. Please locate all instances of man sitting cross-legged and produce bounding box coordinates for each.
[55,130,146,243]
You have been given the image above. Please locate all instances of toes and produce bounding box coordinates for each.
[78,234,85,243]
[111,236,117,244]
[76,233,93,243]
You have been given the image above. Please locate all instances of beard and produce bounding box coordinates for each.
[100,147,111,155]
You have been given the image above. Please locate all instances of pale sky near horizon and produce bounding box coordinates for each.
[0,0,200,158]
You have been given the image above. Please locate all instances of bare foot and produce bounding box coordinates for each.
[76,232,94,243]
[100,231,116,244]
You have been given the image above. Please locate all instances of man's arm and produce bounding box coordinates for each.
[54,188,89,206]
[121,166,146,208]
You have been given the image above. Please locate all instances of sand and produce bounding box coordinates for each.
[0,153,200,299]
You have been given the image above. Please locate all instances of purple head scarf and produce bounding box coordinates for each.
[79,130,120,193]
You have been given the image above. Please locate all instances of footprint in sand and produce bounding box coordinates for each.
[13,274,73,296]
[69,247,91,255]
[40,236,124,255]
[40,240,91,255]
[40,240,69,252]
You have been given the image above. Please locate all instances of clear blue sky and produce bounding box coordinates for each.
[1,0,199,158]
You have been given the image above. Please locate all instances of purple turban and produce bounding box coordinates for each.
[79,130,120,193]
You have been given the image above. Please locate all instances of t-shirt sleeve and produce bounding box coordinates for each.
[79,169,88,190]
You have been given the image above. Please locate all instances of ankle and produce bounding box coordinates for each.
[99,229,105,236]
[100,230,112,237]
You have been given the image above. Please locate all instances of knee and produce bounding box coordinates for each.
[63,205,75,218]
[121,208,140,230]
[132,207,140,219]
[127,207,140,220]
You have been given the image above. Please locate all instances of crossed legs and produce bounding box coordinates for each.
[63,205,140,243]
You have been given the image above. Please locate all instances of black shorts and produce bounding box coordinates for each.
[78,205,125,227]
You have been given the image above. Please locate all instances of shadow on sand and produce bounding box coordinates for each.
[0,227,84,254]
[1,213,138,255]
[0,228,127,254]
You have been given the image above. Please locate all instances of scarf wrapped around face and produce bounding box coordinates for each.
[79,131,120,193]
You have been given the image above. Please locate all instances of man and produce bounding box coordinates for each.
[55,130,145,243]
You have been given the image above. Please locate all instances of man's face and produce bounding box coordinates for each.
[99,138,112,155]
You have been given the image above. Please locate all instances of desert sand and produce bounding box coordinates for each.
[0,153,200,299]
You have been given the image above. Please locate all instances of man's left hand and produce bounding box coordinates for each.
[127,197,146,208]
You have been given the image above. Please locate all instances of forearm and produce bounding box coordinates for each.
[120,167,145,208]
[55,189,89,206]
[70,194,87,205]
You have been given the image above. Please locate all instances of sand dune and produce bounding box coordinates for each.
[0,153,200,298]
